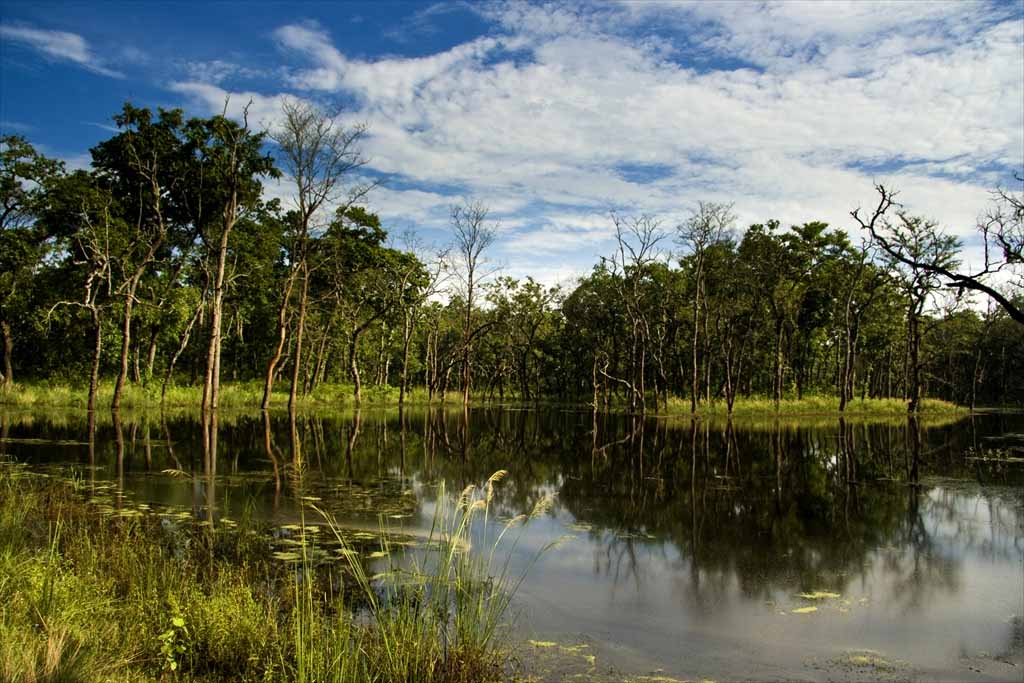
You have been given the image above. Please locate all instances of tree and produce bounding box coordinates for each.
[264,99,373,412]
[186,104,277,412]
[395,231,446,406]
[604,213,666,413]
[677,202,734,413]
[854,183,1023,325]
[91,104,191,411]
[833,242,885,411]
[450,202,498,407]
[852,188,960,412]
[41,171,118,411]
[0,136,63,388]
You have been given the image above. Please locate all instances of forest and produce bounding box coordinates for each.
[2,101,1022,414]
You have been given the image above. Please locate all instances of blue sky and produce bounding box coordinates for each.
[2,0,1022,287]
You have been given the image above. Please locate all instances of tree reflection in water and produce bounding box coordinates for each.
[1,406,1021,666]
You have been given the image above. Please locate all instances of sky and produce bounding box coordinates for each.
[2,0,1022,289]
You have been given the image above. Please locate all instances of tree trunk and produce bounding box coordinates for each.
[907,304,921,413]
[773,317,784,409]
[262,269,297,411]
[145,326,159,382]
[88,308,102,413]
[203,211,234,413]
[112,290,136,411]
[350,326,364,404]
[399,310,413,406]
[0,320,13,389]
[288,263,310,413]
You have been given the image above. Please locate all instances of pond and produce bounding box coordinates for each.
[1,407,1022,682]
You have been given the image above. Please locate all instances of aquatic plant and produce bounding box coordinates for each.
[0,463,553,682]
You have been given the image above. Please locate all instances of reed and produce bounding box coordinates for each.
[0,462,547,682]
[316,470,559,683]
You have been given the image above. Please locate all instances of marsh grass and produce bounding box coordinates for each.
[0,462,544,682]
[314,471,560,683]
[662,394,962,417]
[0,380,434,411]
[1,380,966,417]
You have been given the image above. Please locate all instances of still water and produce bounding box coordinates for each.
[2,408,1022,681]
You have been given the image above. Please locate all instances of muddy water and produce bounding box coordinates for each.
[1,408,1021,681]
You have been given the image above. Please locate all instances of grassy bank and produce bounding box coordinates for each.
[1,380,965,417]
[0,463,540,683]
[662,394,963,417]
[0,380,415,411]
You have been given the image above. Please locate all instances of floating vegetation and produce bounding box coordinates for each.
[830,649,908,673]
[798,590,841,600]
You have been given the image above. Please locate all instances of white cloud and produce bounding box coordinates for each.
[182,60,264,85]
[0,23,123,78]
[170,2,1023,289]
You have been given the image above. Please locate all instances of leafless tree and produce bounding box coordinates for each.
[263,98,375,411]
[397,229,449,406]
[677,201,735,413]
[852,185,961,412]
[854,182,1022,326]
[603,212,667,413]
[450,202,498,407]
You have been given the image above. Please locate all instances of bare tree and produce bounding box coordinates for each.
[46,179,115,412]
[677,202,734,413]
[450,202,498,407]
[852,186,960,412]
[264,98,374,412]
[854,182,1023,326]
[604,213,667,413]
[397,230,449,406]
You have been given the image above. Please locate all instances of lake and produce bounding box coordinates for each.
[1,407,1021,682]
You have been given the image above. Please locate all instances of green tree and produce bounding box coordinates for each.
[0,136,63,388]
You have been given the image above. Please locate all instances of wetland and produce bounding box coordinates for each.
[1,406,1022,681]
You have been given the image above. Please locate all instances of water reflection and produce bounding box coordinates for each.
[1,407,1021,677]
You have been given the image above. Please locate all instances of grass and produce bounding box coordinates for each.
[1,379,967,417]
[661,394,964,417]
[0,461,549,682]
[0,379,427,411]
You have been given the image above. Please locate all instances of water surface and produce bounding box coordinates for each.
[2,408,1021,681]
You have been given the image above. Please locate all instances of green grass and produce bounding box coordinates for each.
[0,379,427,410]
[661,394,964,417]
[1,379,966,418]
[0,462,546,682]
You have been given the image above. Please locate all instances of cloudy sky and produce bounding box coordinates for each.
[2,0,1021,286]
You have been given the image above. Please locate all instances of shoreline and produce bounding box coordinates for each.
[0,381,972,418]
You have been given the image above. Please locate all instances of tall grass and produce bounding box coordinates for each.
[662,393,962,417]
[3,379,966,417]
[0,380,442,411]
[314,471,558,683]
[0,462,547,682]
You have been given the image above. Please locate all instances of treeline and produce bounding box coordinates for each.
[1,101,1021,413]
